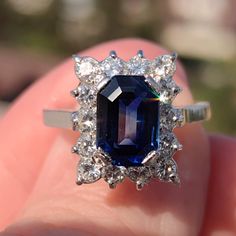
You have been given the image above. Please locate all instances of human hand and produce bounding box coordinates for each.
[0,39,235,236]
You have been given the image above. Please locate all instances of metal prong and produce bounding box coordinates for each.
[109,183,116,189]
[70,88,79,97]
[137,50,144,58]
[177,143,183,151]
[178,144,183,151]
[172,84,182,94]
[72,54,81,63]
[97,77,111,91]
[169,174,180,185]
[172,142,183,151]
[109,50,117,59]
[76,178,83,185]
[170,52,178,62]
[142,150,158,165]
[136,181,144,191]
[71,145,78,154]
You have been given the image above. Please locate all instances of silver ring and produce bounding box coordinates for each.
[43,50,211,190]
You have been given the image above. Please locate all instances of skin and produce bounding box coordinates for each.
[0,39,235,236]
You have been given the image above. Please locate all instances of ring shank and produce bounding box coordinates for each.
[43,110,74,129]
[181,102,211,124]
[43,102,211,129]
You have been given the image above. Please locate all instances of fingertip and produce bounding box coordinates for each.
[0,38,190,231]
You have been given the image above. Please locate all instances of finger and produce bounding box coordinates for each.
[0,38,188,229]
[201,134,236,236]
[0,38,209,236]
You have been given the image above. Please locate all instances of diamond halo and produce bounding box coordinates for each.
[72,50,183,190]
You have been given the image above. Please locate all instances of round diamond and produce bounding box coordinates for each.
[77,134,96,157]
[75,57,103,84]
[75,58,95,77]
[159,132,182,157]
[152,159,179,183]
[102,165,127,187]
[150,159,166,178]
[152,54,176,80]
[158,77,181,103]
[76,84,96,105]
[160,104,184,129]
[101,56,126,77]
[77,159,101,183]
[128,56,150,75]
[128,167,151,183]
[78,108,96,133]
[79,62,93,76]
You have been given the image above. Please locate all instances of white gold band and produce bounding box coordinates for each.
[43,102,211,129]
[181,102,211,124]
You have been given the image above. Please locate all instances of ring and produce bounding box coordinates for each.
[43,50,211,190]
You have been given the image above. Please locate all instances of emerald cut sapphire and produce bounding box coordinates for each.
[96,75,160,167]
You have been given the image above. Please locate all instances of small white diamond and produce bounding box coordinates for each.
[159,90,171,103]
[75,57,104,84]
[75,58,96,77]
[77,134,96,157]
[93,148,111,164]
[128,167,152,190]
[159,132,181,157]
[78,108,96,133]
[160,104,184,129]
[158,78,181,103]
[128,56,150,75]
[128,167,151,184]
[102,165,127,187]
[95,74,105,84]
[152,159,179,184]
[79,62,94,76]
[76,84,96,105]
[77,159,101,183]
[172,108,184,126]
[152,54,176,80]
[101,56,126,77]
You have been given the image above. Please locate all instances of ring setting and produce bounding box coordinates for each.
[43,50,211,190]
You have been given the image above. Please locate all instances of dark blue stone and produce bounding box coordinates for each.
[96,75,160,167]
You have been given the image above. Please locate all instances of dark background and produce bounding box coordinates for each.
[0,0,236,135]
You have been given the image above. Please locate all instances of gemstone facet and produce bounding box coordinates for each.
[97,75,160,167]
[77,159,102,184]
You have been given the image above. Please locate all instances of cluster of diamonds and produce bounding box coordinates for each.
[71,50,184,190]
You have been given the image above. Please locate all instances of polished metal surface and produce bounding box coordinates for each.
[43,102,211,129]
[181,102,211,124]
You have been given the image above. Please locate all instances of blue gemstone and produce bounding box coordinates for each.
[96,75,160,167]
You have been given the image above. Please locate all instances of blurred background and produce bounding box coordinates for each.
[0,0,235,135]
